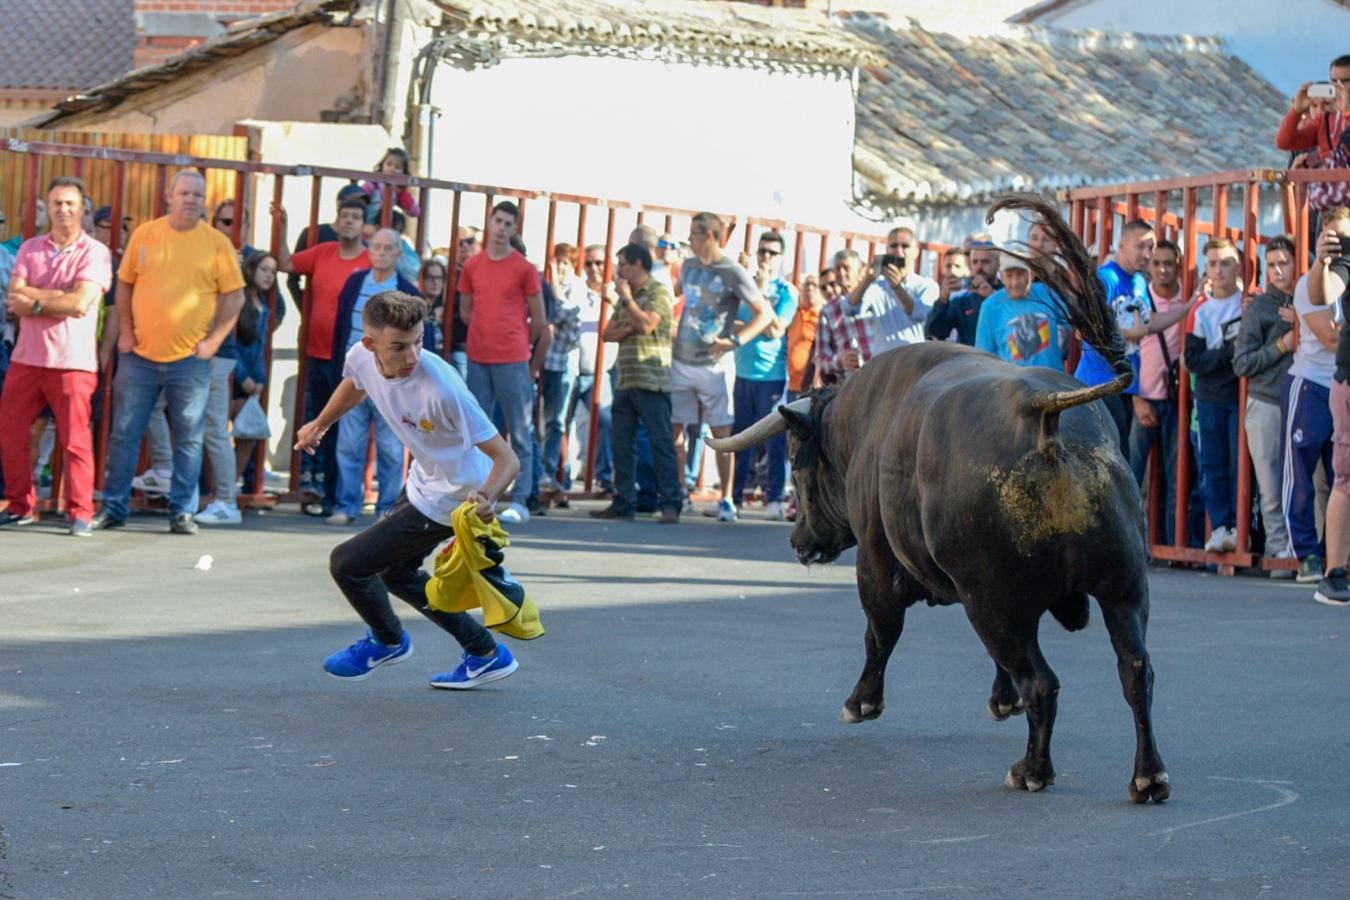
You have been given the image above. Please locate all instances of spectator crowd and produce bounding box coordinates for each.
[2,52,1350,606]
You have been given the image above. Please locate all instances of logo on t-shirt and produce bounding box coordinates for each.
[401,413,435,434]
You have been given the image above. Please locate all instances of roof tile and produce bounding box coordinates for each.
[0,0,136,91]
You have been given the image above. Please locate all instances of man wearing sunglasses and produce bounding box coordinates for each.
[844,224,939,359]
[725,231,799,521]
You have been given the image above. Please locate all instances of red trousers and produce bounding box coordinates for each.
[0,361,99,520]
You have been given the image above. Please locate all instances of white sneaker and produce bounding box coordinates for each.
[194,500,242,525]
[765,501,787,521]
[1203,526,1230,554]
[132,469,173,495]
[326,512,354,526]
[1221,527,1237,552]
[498,502,530,525]
[716,498,738,522]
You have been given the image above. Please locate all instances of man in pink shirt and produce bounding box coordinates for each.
[0,176,112,535]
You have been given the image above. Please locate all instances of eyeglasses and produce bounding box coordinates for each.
[658,239,676,249]
[584,259,605,267]
[216,217,233,227]
[757,247,782,257]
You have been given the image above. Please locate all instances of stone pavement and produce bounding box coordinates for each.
[1,503,1347,898]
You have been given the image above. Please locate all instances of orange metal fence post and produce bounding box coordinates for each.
[288,176,324,499]
[1174,186,1199,552]
[584,205,618,494]
[444,190,462,363]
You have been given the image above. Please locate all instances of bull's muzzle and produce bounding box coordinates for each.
[704,397,812,453]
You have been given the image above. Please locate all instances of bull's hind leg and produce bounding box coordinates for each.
[965,606,1059,792]
[840,542,916,724]
[1097,588,1169,804]
[988,666,1025,721]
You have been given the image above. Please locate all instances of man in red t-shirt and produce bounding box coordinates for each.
[276,197,371,514]
[457,201,550,524]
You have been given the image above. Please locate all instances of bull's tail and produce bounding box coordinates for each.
[986,195,1133,447]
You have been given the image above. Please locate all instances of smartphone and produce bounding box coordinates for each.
[1341,235,1350,257]
[1309,82,1337,100]
[879,253,906,270]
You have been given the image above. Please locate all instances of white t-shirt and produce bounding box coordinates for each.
[855,273,940,355]
[1290,273,1339,390]
[343,343,499,525]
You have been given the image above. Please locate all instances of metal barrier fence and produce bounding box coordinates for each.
[1064,166,1350,575]
[2,138,957,513]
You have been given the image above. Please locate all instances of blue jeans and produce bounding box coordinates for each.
[611,388,683,514]
[449,351,468,380]
[334,397,405,519]
[572,374,612,486]
[467,360,534,506]
[540,368,574,488]
[103,351,212,520]
[1128,397,1180,545]
[305,359,342,511]
[1196,400,1239,530]
[732,376,788,504]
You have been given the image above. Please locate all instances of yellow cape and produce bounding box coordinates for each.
[424,501,544,640]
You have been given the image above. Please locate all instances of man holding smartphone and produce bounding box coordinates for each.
[1277,55,1350,163]
[842,225,939,360]
[1307,206,1350,606]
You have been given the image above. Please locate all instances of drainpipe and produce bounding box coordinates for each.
[373,0,398,131]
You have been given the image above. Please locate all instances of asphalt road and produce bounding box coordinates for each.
[2,503,1347,898]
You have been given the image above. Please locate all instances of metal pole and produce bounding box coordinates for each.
[1175,186,1199,549]
[445,190,462,362]
[288,176,324,497]
[584,205,617,494]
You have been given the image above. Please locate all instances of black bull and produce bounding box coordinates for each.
[709,342,1170,803]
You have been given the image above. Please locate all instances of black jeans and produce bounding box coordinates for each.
[329,495,497,656]
[611,387,683,514]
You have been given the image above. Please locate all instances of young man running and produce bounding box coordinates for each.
[295,290,523,688]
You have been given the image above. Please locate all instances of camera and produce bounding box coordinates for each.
[1308,82,1337,100]
[879,253,907,270]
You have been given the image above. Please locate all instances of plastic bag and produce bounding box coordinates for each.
[233,395,271,440]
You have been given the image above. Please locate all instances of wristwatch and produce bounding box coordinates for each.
[729,332,742,347]
[31,299,42,316]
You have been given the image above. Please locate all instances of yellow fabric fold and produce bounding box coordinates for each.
[424,500,544,640]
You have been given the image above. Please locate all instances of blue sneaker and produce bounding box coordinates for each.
[429,644,518,690]
[323,630,413,681]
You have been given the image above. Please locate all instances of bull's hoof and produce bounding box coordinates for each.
[1004,760,1055,793]
[1128,771,1170,804]
[839,700,884,724]
[986,698,1026,722]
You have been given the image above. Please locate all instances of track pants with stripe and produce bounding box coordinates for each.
[1281,374,1334,561]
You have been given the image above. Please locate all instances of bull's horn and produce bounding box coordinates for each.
[705,397,812,453]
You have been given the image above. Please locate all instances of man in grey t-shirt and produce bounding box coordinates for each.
[671,212,771,521]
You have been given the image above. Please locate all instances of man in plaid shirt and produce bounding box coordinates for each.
[814,249,870,386]
[540,245,586,491]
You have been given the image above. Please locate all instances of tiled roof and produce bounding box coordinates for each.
[846,16,1290,209]
[29,0,359,124]
[433,1,872,71]
[0,0,136,92]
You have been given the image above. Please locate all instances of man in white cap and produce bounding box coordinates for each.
[974,252,1070,370]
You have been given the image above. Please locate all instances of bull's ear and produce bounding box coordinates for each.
[778,403,814,441]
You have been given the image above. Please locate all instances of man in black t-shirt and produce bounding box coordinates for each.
[1310,206,1350,606]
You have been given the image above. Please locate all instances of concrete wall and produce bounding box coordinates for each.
[48,24,365,134]
[1029,0,1350,97]
[425,55,860,233]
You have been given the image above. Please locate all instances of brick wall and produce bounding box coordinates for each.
[132,1,297,69]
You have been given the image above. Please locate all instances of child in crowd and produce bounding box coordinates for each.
[1184,239,1245,554]
[360,148,422,225]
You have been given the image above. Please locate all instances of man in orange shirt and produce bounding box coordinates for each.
[93,170,245,534]
[275,197,371,515]
[786,272,825,400]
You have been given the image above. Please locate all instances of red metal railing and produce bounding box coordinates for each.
[1064,166,1350,575]
[3,139,958,512]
